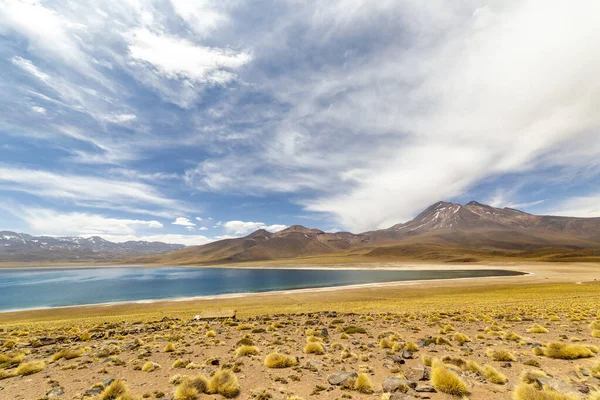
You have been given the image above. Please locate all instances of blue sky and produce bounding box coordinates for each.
[0,0,599,245]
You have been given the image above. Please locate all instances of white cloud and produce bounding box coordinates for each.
[31,106,47,115]
[0,166,186,216]
[104,113,137,123]
[0,0,94,76]
[198,226,208,231]
[169,0,228,37]
[124,28,251,84]
[183,1,600,231]
[172,217,196,227]
[101,234,213,246]
[222,220,287,236]
[21,208,163,236]
[546,195,600,218]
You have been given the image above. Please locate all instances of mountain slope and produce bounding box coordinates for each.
[144,201,600,265]
[0,231,185,262]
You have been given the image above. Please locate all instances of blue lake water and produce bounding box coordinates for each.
[0,267,525,311]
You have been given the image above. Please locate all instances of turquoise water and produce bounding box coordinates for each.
[0,267,525,311]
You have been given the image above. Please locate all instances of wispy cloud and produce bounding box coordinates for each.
[0,166,188,216]
[222,220,287,236]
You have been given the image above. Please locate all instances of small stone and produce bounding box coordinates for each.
[383,377,417,392]
[84,387,103,396]
[385,355,406,365]
[102,378,115,387]
[415,384,436,393]
[389,395,418,400]
[402,350,414,359]
[536,377,578,395]
[501,362,512,368]
[320,328,329,337]
[404,366,430,381]
[47,388,64,397]
[328,372,358,386]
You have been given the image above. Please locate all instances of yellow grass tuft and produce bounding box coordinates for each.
[264,352,297,368]
[487,348,516,361]
[452,332,471,345]
[354,372,374,394]
[100,379,130,400]
[175,375,210,399]
[209,369,240,398]
[541,342,594,359]
[174,381,199,400]
[52,347,84,361]
[206,330,216,337]
[520,370,547,384]
[235,345,260,357]
[304,342,325,355]
[0,351,25,367]
[527,324,549,334]
[405,340,419,352]
[15,361,45,376]
[513,383,578,400]
[482,364,507,384]
[431,360,470,396]
[0,369,16,380]
[173,359,190,368]
[141,361,160,372]
[236,324,253,331]
[164,343,176,352]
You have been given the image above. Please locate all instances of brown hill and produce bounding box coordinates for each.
[139,201,600,265]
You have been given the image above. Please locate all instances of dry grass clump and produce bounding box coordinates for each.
[405,340,419,352]
[539,342,594,359]
[513,383,577,400]
[0,351,25,367]
[436,336,452,346]
[264,352,297,368]
[173,359,190,368]
[452,332,471,345]
[100,379,130,400]
[236,324,253,331]
[353,372,374,394]
[175,375,210,399]
[141,361,160,372]
[15,360,45,376]
[520,370,547,384]
[235,345,260,357]
[164,343,176,352]
[209,369,240,398]
[592,362,600,378]
[482,364,507,384]
[304,342,325,355]
[0,369,16,380]
[592,330,600,338]
[52,347,84,361]
[206,330,216,337]
[527,324,549,334]
[430,360,470,396]
[487,348,516,361]
[174,381,200,400]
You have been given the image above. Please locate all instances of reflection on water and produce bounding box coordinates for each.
[0,266,525,311]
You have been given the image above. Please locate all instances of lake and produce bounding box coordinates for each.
[0,266,525,311]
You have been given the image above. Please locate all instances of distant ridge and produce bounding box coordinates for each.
[0,231,185,263]
[141,201,600,264]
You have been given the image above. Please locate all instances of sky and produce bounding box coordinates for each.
[1,0,599,246]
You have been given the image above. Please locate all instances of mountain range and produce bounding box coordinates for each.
[138,201,600,265]
[0,232,185,263]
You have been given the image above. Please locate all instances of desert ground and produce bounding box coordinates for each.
[0,262,599,400]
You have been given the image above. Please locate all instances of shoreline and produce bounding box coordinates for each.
[0,268,531,314]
